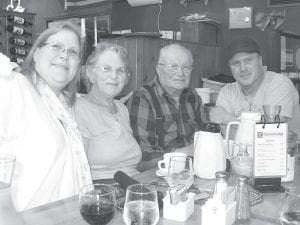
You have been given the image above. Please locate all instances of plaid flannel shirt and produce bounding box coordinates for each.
[126,77,208,160]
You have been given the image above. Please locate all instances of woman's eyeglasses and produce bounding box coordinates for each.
[94,65,127,77]
[42,42,81,59]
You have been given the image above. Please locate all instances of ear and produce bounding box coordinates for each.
[155,64,160,75]
[86,66,95,84]
[259,55,263,66]
[33,48,41,63]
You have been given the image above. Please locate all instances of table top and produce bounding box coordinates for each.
[11,167,296,225]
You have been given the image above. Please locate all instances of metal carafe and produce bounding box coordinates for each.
[225,112,261,158]
[194,123,226,179]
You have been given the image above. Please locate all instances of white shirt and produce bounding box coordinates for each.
[217,71,300,137]
[0,72,92,211]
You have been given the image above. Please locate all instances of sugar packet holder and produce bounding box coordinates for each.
[201,186,236,225]
[163,187,195,222]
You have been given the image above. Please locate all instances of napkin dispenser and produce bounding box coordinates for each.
[201,186,236,225]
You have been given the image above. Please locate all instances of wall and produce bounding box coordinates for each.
[1,0,300,74]
[111,0,300,75]
[0,0,65,34]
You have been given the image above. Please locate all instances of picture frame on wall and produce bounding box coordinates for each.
[229,7,253,29]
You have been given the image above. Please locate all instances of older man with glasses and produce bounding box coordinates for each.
[127,43,208,171]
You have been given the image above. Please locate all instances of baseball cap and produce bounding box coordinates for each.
[227,37,260,60]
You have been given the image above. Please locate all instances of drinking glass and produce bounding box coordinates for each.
[0,154,16,189]
[279,186,300,225]
[263,104,281,122]
[0,154,24,224]
[79,184,116,225]
[166,156,194,189]
[123,183,159,225]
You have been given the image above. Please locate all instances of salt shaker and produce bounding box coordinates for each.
[232,144,252,179]
[235,175,250,223]
[214,171,229,204]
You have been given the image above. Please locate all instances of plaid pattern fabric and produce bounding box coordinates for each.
[127,77,208,160]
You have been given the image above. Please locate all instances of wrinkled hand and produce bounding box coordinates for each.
[120,91,133,104]
[209,106,236,125]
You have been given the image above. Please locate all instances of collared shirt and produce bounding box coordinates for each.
[126,76,208,160]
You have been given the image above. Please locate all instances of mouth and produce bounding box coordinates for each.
[173,77,186,82]
[240,73,251,80]
[106,83,118,86]
[52,63,69,70]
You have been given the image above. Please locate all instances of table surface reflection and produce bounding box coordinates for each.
[18,167,299,225]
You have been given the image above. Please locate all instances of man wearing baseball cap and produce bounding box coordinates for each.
[209,37,300,137]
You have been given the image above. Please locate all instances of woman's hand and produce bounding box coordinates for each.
[0,53,20,78]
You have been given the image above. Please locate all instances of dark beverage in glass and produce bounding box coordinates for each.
[79,184,116,225]
[80,202,115,225]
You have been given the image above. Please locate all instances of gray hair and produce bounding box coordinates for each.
[158,43,193,65]
[86,42,129,68]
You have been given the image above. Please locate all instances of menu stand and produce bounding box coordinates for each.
[253,116,286,193]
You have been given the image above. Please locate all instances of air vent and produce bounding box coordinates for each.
[269,0,300,6]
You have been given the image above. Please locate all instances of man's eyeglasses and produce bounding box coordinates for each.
[158,63,192,74]
[42,42,81,59]
[94,65,128,77]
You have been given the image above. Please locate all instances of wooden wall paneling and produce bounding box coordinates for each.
[140,37,164,85]
[103,36,220,95]
[114,37,138,95]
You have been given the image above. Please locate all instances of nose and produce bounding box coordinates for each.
[240,61,247,71]
[109,69,118,79]
[58,48,68,59]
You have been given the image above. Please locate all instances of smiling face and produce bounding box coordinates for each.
[88,49,128,99]
[229,52,264,89]
[33,28,81,95]
[156,45,193,95]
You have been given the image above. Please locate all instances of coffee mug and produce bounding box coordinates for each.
[157,152,186,174]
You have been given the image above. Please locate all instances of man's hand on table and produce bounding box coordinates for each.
[174,144,194,156]
[209,106,237,125]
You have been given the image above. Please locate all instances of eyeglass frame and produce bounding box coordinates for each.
[157,63,193,74]
[40,42,81,59]
[93,65,129,78]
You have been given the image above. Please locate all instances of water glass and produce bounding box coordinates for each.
[263,104,281,122]
[123,183,159,225]
[166,156,194,189]
[0,154,16,189]
[79,184,116,225]
[279,186,300,225]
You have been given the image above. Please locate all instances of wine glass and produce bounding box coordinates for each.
[279,186,300,225]
[79,184,116,225]
[166,156,194,189]
[123,183,159,225]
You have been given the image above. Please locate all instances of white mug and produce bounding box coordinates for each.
[157,152,186,173]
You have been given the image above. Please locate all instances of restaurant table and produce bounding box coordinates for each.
[4,167,300,225]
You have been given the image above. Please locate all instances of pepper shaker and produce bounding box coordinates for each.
[235,175,250,223]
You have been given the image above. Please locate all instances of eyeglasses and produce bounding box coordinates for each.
[42,42,81,59]
[94,65,128,77]
[158,63,192,74]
